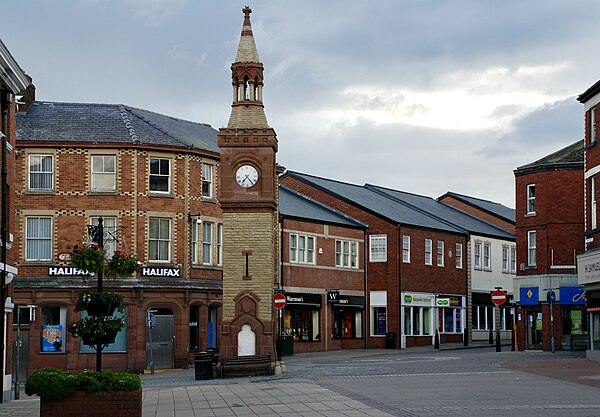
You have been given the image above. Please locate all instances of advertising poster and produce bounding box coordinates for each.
[42,325,63,352]
[571,310,583,335]
[377,311,386,335]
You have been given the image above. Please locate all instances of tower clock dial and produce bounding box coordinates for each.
[235,164,259,188]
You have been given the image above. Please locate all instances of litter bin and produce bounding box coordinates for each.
[282,335,294,356]
[385,332,396,349]
[194,351,213,380]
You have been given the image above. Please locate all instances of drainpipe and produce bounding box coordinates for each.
[363,227,367,349]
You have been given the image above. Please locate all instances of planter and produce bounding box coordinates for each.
[86,298,118,316]
[40,389,142,417]
[81,328,117,346]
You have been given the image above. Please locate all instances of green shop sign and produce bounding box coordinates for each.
[436,298,450,306]
[404,295,413,303]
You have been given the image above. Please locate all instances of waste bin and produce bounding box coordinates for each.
[385,332,396,349]
[194,351,213,380]
[282,335,294,356]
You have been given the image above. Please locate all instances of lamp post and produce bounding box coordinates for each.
[87,217,104,371]
[543,288,558,354]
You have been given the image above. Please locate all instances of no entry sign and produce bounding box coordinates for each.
[491,289,507,306]
[273,293,286,309]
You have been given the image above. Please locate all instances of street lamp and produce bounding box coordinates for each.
[543,287,558,354]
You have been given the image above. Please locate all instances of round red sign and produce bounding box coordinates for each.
[491,289,507,306]
[273,293,286,309]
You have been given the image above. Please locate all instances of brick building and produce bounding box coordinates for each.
[0,38,32,402]
[578,81,600,360]
[279,185,367,353]
[15,101,223,373]
[514,140,585,351]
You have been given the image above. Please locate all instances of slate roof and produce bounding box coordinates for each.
[438,191,516,223]
[284,171,467,234]
[279,186,366,229]
[514,140,583,175]
[578,80,600,103]
[17,101,219,153]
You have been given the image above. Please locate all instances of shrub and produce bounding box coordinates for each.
[25,368,141,400]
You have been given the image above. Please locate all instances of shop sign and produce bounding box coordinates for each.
[285,292,321,307]
[42,325,63,352]
[141,267,180,277]
[520,287,539,305]
[578,251,600,284]
[48,266,93,276]
[403,294,432,305]
[560,286,586,305]
[333,295,365,308]
[327,291,340,304]
[436,298,450,307]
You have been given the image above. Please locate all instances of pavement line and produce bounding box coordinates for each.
[315,370,512,379]
[403,404,600,411]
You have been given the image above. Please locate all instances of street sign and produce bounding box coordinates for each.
[491,289,507,306]
[547,290,556,304]
[273,293,286,310]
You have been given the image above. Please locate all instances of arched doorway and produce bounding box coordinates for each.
[147,307,175,369]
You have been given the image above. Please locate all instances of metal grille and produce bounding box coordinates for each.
[147,314,174,369]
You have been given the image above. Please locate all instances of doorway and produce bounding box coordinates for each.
[526,309,543,350]
[147,307,175,369]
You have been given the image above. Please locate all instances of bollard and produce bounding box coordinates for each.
[511,326,515,351]
[495,330,501,352]
[434,329,440,349]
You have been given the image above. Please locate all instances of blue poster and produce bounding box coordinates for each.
[560,286,586,305]
[520,287,539,305]
[376,311,387,335]
[42,325,63,352]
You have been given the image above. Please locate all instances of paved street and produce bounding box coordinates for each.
[2,344,600,416]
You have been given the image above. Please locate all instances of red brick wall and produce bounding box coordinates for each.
[515,169,583,275]
[439,196,515,233]
[40,390,142,417]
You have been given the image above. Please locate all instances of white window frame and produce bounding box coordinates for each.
[148,218,171,262]
[502,245,509,273]
[217,224,223,266]
[90,155,116,192]
[202,164,214,199]
[591,107,596,142]
[592,176,597,230]
[527,230,536,267]
[510,245,517,273]
[424,239,432,265]
[369,235,387,262]
[89,216,117,257]
[483,242,491,270]
[28,154,54,191]
[289,233,316,265]
[474,241,482,269]
[191,221,199,264]
[455,243,463,269]
[402,235,410,263]
[149,157,171,194]
[25,216,53,261]
[437,240,444,267]
[202,222,213,265]
[336,239,359,269]
[527,184,536,215]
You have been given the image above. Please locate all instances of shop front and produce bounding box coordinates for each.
[401,292,434,348]
[283,292,322,353]
[560,286,587,350]
[518,287,542,350]
[329,293,365,350]
[577,251,600,360]
[436,294,465,344]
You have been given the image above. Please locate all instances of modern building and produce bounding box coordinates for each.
[515,140,585,351]
[15,100,223,373]
[578,81,600,360]
[0,38,32,402]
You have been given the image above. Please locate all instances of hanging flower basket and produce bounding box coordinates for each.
[69,244,105,275]
[76,290,124,316]
[106,249,139,277]
[68,316,125,346]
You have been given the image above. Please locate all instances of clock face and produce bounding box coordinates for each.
[235,164,259,188]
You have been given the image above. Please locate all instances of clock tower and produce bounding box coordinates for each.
[218,7,278,357]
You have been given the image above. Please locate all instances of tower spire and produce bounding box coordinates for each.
[227,6,268,128]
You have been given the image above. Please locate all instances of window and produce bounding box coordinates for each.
[290,234,297,262]
[332,309,362,339]
[285,309,320,342]
[202,222,213,265]
[402,235,410,263]
[510,246,517,273]
[91,155,116,192]
[370,291,387,336]
[455,243,463,269]
[502,245,509,272]
[26,217,52,261]
[404,306,432,336]
[528,230,536,267]
[191,221,198,264]
[217,224,223,266]
[80,309,127,352]
[29,154,54,190]
[472,305,493,330]
[527,184,536,214]
[369,235,387,262]
[89,217,117,257]
[40,305,66,352]
[336,239,358,268]
[149,158,170,193]
[440,307,462,333]
[289,233,316,265]
[424,239,432,265]
[437,241,444,267]
[591,107,596,142]
[149,218,171,262]
[189,305,200,351]
[202,164,213,198]
[474,242,481,269]
[592,176,597,230]
[483,242,491,270]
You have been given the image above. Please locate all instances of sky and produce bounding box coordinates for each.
[2,0,598,208]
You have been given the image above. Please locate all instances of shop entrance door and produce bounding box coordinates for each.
[526,310,543,350]
[147,308,175,369]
